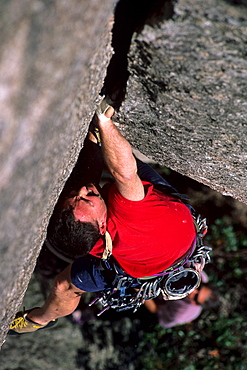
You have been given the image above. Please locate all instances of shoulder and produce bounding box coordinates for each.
[108,181,154,201]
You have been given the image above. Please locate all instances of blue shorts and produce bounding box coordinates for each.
[70,254,142,292]
[70,254,114,292]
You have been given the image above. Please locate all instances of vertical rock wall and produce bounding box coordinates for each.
[118,0,247,204]
[1,0,247,348]
[0,0,116,345]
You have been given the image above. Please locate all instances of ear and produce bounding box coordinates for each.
[98,220,107,235]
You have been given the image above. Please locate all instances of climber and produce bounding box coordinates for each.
[9,97,211,334]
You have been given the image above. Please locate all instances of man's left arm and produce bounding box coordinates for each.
[96,107,145,201]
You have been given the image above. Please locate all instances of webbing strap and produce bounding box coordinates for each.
[102,231,113,260]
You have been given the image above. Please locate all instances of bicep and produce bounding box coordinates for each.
[115,173,145,201]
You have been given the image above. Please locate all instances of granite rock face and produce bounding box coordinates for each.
[118,0,247,204]
[0,0,116,345]
[1,0,247,347]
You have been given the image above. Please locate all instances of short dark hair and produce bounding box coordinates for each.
[47,206,101,260]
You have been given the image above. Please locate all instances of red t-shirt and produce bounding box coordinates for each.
[89,182,196,278]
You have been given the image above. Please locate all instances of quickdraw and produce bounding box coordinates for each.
[89,214,212,315]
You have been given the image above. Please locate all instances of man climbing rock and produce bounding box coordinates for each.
[9,98,211,334]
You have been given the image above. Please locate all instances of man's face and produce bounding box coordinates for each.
[64,184,107,232]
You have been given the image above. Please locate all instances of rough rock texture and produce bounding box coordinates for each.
[118,0,247,204]
[0,0,116,346]
[1,0,247,349]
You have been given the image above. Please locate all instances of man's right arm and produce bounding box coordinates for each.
[96,107,145,201]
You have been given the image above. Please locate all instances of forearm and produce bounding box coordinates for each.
[96,105,144,200]
[98,118,137,182]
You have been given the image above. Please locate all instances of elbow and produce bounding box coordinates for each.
[113,168,138,184]
[112,158,138,183]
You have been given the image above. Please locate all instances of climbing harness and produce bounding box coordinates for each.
[89,214,212,315]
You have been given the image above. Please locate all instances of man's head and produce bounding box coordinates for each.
[63,184,107,235]
[47,184,107,259]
